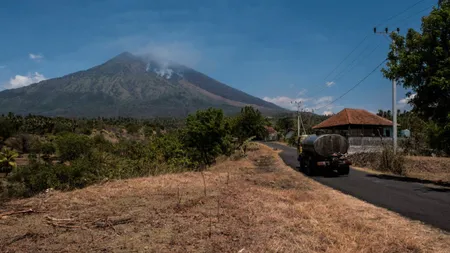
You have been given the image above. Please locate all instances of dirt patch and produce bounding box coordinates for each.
[1,144,449,253]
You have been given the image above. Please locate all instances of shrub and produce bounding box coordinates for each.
[41,142,56,162]
[5,134,34,153]
[125,123,140,134]
[377,146,406,175]
[55,133,92,162]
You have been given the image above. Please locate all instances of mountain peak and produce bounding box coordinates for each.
[112,51,137,61]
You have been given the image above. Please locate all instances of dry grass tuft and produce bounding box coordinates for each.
[349,152,450,184]
[0,144,449,252]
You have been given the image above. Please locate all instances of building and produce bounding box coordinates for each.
[312,108,394,137]
[264,126,278,141]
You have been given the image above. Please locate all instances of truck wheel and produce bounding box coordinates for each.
[338,166,350,175]
[304,160,315,176]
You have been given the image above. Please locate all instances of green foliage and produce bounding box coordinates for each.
[41,142,56,162]
[233,106,268,143]
[55,133,92,162]
[185,108,232,166]
[275,117,294,133]
[125,123,140,134]
[0,117,15,143]
[382,3,450,154]
[0,147,18,174]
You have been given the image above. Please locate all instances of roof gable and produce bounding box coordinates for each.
[313,108,393,129]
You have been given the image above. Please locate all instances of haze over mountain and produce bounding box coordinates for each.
[0,52,285,118]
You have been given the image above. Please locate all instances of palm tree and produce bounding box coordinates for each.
[0,147,18,177]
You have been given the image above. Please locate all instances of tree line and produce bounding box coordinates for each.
[0,106,269,200]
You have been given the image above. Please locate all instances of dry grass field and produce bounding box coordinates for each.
[1,144,449,253]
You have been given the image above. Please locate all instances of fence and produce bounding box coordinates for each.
[347,137,402,154]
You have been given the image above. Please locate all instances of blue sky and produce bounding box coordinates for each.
[0,0,437,115]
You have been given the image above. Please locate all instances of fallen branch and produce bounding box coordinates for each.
[47,221,82,229]
[94,217,132,228]
[0,208,34,217]
[45,215,74,222]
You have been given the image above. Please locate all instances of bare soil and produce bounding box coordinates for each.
[1,144,449,253]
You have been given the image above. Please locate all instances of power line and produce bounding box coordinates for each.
[314,59,388,111]
[395,4,435,27]
[308,38,382,99]
[305,0,429,100]
[321,34,370,83]
[307,35,370,99]
[374,0,428,28]
[332,39,382,82]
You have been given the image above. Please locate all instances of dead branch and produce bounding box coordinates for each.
[94,217,132,228]
[47,221,82,229]
[0,208,34,217]
[201,171,207,196]
[45,215,73,222]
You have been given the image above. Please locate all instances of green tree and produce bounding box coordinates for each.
[275,117,294,133]
[382,3,450,153]
[233,106,267,143]
[55,133,92,162]
[185,108,232,167]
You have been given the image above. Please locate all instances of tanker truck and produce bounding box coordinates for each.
[297,134,351,176]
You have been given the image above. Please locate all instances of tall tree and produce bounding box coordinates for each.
[382,2,450,153]
[233,106,267,143]
[185,108,232,167]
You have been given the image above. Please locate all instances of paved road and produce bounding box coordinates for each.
[264,142,450,232]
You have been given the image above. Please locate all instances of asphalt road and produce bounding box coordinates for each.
[264,142,450,232]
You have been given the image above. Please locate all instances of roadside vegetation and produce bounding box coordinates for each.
[0,106,268,201]
[1,144,449,252]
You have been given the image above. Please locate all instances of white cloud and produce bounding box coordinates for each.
[297,88,307,96]
[7,72,46,89]
[29,53,44,62]
[313,96,333,105]
[323,111,333,116]
[398,93,416,108]
[263,96,309,110]
[326,81,335,87]
[263,95,336,113]
[0,65,6,69]
[289,83,295,88]
[133,41,201,67]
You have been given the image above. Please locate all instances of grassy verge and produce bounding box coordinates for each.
[1,144,449,253]
[348,152,450,185]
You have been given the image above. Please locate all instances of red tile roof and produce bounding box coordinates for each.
[313,108,393,129]
[264,126,277,134]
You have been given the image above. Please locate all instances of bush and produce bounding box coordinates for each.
[125,123,140,134]
[377,146,405,175]
[55,133,92,162]
[5,134,34,153]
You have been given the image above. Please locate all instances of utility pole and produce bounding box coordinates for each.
[374,27,399,154]
[291,101,306,137]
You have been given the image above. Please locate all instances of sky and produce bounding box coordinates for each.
[0,0,438,115]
